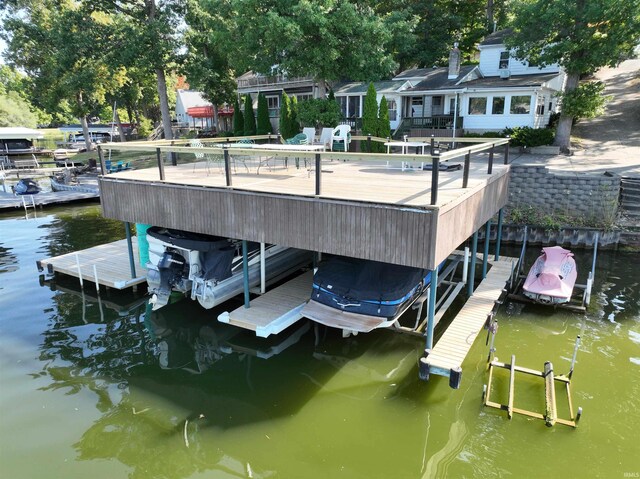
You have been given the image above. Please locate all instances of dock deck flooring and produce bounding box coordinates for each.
[0,190,100,211]
[106,155,508,209]
[38,237,146,289]
[422,256,516,377]
[217,270,314,337]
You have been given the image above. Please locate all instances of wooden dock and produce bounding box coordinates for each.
[37,238,146,289]
[420,256,516,383]
[0,190,99,211]
[217,270,314,337]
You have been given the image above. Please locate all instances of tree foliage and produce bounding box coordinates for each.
[296,98,342,128]
[557,81,610,120]
[256,93,272,135]
[233,98,244,136]
[362,83,379,152]
[243,94,256,136]
[377,95,391,149]
[507,0,640,150]
[279,93,292,139]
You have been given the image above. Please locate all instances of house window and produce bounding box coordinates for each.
[296,94,313,101]
[536,97,545,115]
[432,96,442,106]
[468,97,487,115]
[499,51,510,69]
[338,97,347,117]
[411,97,423,116]
[266,96,280,118]
[510,95,532,114]
[492,97,505,115]
[348,96,360,118]
[387,99,397,121]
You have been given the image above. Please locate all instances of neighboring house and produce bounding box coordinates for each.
[234,29,564,136]
[175,89,214,129]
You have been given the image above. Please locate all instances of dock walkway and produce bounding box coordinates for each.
[421,256,516,381]
[38,238,146,289]
[0,190,99,211]
[218,270,313,337]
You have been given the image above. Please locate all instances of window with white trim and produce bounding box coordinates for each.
[468,97,487,115]
[510,95,531,114]
[266,95,280,118]
[499,51,510,69]
[387,99,397,121]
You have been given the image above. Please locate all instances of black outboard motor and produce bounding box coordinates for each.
[14,178,41,195]
[148,250,188,308]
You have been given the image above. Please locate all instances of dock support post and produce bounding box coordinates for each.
[425,267,439,350]
[242,240,250,308]
[544,361,557,426]
[487,144,494,174]
[260,242,266,295]
[97,146,105,175]
[495,208,504,261]
[75,253,84,289]
[124,222,137,279]
[468,231,478,297]
[482,220,491,279]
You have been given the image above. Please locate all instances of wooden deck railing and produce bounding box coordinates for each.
[98,136,510,207]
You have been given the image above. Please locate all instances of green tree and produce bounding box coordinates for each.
[243,94,256,136]
[256,93,272,135]
[0,90,39,128]
[507,0,640,152]
[289,96,300,136]
[297,98,342,128]
[233,98,244,137]
[2,3,127,149]
[279,93,292,139]
[377,95,391,153]
[362,83,379,152]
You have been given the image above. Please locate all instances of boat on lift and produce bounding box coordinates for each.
[522,246,577,305]
[145,227,310,311]
[13,178,41,195]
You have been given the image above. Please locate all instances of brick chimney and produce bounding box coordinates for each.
[448,42,461,79]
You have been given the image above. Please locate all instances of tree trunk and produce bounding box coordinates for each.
[155,68,173,140]
[554,72,580,154]
[126,104,134,125]
[316,79,327,99]
[114,109,127,142]
[77,92,93,151]
[486,0,494,31]
[213,108,219,131]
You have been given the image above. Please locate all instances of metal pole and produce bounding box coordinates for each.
[591,232,599,282]
[367,135,371,152]
[124,222,137,279]
[224,148,232,186]
[260,242,266,295]
[488,144,494,174]
[155,147,165,180]
[75,253,84,289]
[97,145,106,175]
[430,150,440,205]
[468,231,478,297]
[315,153,322,195]
[495,208,504,261]
[425,267,439,350]
[462,246,469,284]
[170,140,177,166]
[93,264,100,293]
[452,92,459,148]
[242,240,250,308]
[482,220,491,279]
[462,151,471,188]
[504,139,510,165]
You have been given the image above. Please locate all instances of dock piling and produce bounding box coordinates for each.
[430,150,440,205]
[495,208,503,261]
[75,253,84,289]
[462,152,471,188]
[482,220,491,279]
[242,240,250,308]
[468,231,478,297]
[124,222,137,280]
[425,267,439,350]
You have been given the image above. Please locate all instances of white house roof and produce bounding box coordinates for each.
[177,90,212,110]
[333,80,410,95]
[0,127,44,140]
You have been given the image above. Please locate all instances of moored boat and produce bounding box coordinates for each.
[145,227,311,311]
[13,178,41,195]
[522,246,577,305]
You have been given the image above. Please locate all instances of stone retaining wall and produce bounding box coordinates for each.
[507,165,620,224]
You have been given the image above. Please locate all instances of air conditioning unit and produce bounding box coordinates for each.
[499,69,511,79]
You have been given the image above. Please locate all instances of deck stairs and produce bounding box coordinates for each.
[620,177,640,220]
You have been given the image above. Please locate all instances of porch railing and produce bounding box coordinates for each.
[237,75,314,89]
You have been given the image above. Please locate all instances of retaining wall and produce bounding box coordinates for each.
[507,165,620,223]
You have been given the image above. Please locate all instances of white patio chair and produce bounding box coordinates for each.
[332,124,351,152]
[302,127,317,145]
[319,128,334,151]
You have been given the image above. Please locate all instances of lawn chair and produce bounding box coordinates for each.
[332,125,351,152]
[302,127,317,145]
[190,139,223,174]
[319,128,334,150]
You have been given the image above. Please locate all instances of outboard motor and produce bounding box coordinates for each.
[148,251,188,310]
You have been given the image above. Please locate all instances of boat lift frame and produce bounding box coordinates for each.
[482,318,583,428]
[507,226,599,313]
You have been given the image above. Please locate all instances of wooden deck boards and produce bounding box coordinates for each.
[0,190,99,211]
[424,258,515,374]
[107,157,508,209]
[218,270,313,337]
[39,238,146,289]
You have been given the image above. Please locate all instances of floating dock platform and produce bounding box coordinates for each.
[0,190,99,211]
[218,270,313,337]
[419,256,515,386]
[37,238,146,289]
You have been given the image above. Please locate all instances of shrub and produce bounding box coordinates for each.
[137,116,153,137]
[256,93,272,135]
[297,98,341,128]
[233,98,244,137]
[376,95,390,153]
[362,82,378,152]
[243,94,256,136]
[503,127,554,147]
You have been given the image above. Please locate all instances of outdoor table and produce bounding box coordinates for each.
[384,141,429,171]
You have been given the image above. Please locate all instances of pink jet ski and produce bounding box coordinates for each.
[522,246,577,305]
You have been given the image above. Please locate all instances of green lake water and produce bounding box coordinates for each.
[1,205,638,478]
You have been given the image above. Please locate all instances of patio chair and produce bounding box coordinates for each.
[319,128,334,150]
[332,125,351,152]
[190,139,222,174]
[302,127,317,145]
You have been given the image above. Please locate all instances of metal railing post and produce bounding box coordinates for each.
[430,149,440,205]
[430,135,435,155]
[97,146,106,175]
[462,151,471,188]
[488,144,494,174]
[315,153,322,195]
[504,138,510,165]
[367,134,371,152]
[223,148,232,186]
[124,222,137,279]
[155,147,165,180]
[170,140,177,166]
